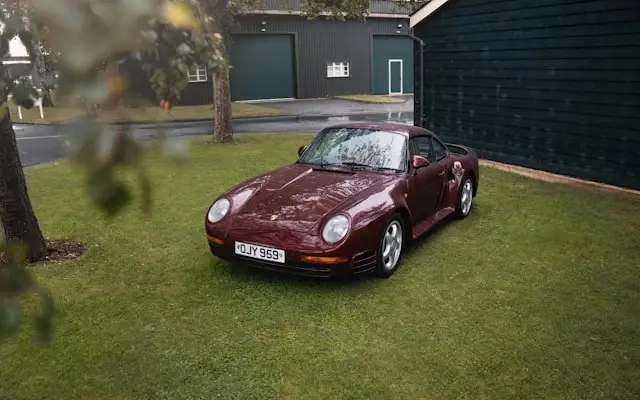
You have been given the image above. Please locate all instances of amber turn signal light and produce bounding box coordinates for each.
[207,235,223,245]
[301,255,348,264]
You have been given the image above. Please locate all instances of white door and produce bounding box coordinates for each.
[388,59,403,95]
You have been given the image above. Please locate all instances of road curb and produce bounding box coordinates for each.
[12,114,299,127]
[14,110,414,129]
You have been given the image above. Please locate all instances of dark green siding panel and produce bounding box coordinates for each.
[414,0,640,190]
[233,16,411,98]
[229,34,295,101]
[372,36,414,95]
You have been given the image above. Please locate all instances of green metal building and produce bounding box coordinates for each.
[410,0,640,190]
[176,0,416,103]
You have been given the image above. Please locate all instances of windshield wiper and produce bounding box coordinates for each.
[307,161,400,173]
[369,166,402,173]
[337,162,402,173]
[308,160,353,173]
[336,162,370,169]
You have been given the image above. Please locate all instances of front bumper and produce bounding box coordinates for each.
[207,240,376,279]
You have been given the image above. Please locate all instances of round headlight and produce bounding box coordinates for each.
[207,198,230,223]
[322,214,350,244]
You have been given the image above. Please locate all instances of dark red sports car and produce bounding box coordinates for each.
[205,122,479,278]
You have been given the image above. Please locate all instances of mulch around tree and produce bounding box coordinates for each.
[0,239,88,267]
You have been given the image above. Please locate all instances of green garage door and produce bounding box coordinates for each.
[372,36,413,95]
[229,34,296,101]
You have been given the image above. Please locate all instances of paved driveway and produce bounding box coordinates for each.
[252,95,414,116]
[15,111,415,167]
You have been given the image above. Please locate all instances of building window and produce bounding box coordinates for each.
[326,62,350,78]
[189,65,207,82]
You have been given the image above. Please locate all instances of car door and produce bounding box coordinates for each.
[425,135,449,213]
[406,136,442,221]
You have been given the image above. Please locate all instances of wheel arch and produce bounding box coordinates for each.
[394,207,413,244]
[466,171,478,197]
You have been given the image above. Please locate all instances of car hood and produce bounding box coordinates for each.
[230,164,395,233]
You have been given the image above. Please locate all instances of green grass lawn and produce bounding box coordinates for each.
[2,134,639,399]
[9,102,286,124]
[334,94,406,104]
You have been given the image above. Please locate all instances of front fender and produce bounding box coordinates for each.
[296,177,411,255]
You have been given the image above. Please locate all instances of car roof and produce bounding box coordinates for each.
[323,121,434,139]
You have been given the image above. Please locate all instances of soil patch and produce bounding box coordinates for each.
[0,239,88,267]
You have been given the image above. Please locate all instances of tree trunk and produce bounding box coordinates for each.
[212,39,233,142]
[0,110,47,262]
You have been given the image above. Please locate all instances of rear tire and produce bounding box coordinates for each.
[454,175,474,219]
[374,214,405,278]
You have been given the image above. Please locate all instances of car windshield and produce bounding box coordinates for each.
[297,127,407,172]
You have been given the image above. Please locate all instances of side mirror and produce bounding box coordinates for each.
[297,145,308,157]
[411,155,430,170]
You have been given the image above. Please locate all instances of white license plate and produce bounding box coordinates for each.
[234,241,285,264]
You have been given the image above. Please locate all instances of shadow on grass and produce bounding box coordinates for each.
[400,200,488,273]
[203,256,380,291]
[405,220,450,255]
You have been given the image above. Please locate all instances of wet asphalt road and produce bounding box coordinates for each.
[15,111,414,166]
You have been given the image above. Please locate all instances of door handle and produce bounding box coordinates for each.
[438,170,445,176]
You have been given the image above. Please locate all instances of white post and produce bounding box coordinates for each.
[36,89,44,119]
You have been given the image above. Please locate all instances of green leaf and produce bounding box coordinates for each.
[0,265,35,297]
[102,183,133,217]
[164,137,190,162]
[86,167,133,217]
[86,166,112,202]
[10,85,39,109]
[33,289,56,343]
[33,314,53,343]
[3,241,30,265]
[111,132,142,167]
[66,126,100,164]
[0,298,22,338]
[140,172,152,216]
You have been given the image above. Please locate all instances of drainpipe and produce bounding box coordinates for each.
[408,31,425,128]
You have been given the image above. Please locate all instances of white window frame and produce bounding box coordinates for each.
[388,59,404,95]
[189,65,208,82]
[326,61,350,78]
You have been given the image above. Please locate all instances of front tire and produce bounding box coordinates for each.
[454,175,474,219]
[374,214,405,278]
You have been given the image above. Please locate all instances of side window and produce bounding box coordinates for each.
[431,137,448,161]
[408,138,420,157]
[410,137,433,161]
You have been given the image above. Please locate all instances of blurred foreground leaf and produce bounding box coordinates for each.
[0,298,22,337]
[86,166,133,217]
[33,288,55,343]
[162,1,199,29]
[10,85,39,109]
